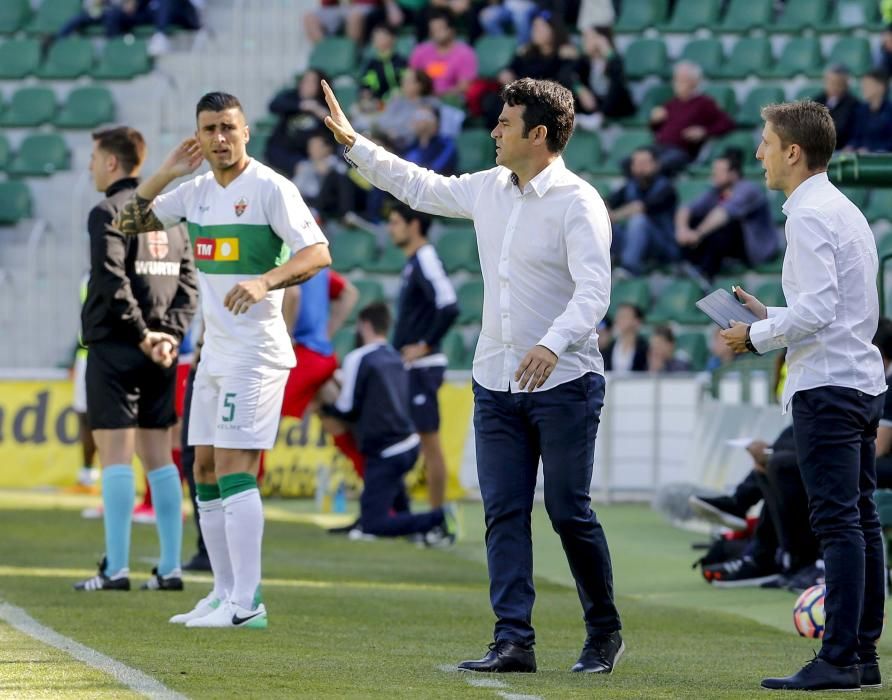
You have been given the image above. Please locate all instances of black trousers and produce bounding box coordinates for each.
[180,367,205,558]
[792,386,885,666]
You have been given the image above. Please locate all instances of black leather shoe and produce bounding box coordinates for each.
[860,661,882,690]
[761,656,860,691]
[571,631,625,673]
[457,640,536,673]
[182,552,212,572]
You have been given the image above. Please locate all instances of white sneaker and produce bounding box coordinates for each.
[347,527,377,542]
[185,600,268,629]
[169,592,220,624]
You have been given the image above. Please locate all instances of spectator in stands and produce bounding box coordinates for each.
[58,0,201,51]
[596,316,612,354]
[359,24,407,101]
[813,65,859,150]
[265,69,331,178]
[705,327,736,372]
[403,105,458,175]
[409,8,478,97]
[304,0,383,44]
[293,133,356,222]
[650,61,734,174]
[607,146,680,276]
[602,303,648,373]
[371,69,440,151]
[674,148,778,281]
[573,25,635,129]
[479,0,537,44]
[848,69,892,153]
[648,325,690,373]
[405,0,482,43]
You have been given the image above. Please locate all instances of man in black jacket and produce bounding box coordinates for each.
[75,126,198,593]
[813,65,860,150]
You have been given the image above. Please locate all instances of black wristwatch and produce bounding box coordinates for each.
[744,325,760,355]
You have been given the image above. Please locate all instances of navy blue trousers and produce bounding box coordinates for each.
[792,386,885,666]
[473,372,621,646]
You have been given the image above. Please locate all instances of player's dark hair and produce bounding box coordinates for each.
[91,126,147,174]
[388,201,432,237]
[865,68,890,88]
[500,78,574,153]
[411,68,435,97]
[616,303,643,321]
[718,147,743,176]
[195,91,243,120]
[761,101,836,171]
[873,317,892,361]
[428,7,456,29]
[358,302,392,335]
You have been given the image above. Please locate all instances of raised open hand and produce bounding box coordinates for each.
[321,80,357,148]
[160,137,204,179]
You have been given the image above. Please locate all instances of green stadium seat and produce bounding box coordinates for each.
[754,280,785,307]
[676,179,711,205]
[0,0,30,34]
[702,85,737,115]
[395,34,416,58]
[329,231,377,272]
[332,80,359,113]
[37,36,94,79]
[769,0,830,32]
[609,278,650,318]
[474,36,517,79]
[0,180,32,224]
[840,187,870,211]
[0,87,56,127]
[562,130,602,175]
[246,130,269,161]
[92,38,151,79]
[767,38,822,80]
[818,37,872,77]
[678,38,723,79]
[54,86,115,128]
[26,0,81,35]
[366,244,405,274]
[441,329,469,369]
[623,38,668,80]
[718,37,772,80]
[648,279,703,324]
[676,332,708,371]
[738,86,785,127]
[661,0,722,32]
[820,0,882,31]
[347,279,386,321]
[0,134,9,171]
[768,190,786,224]
[621,84,673,127]
[332,327,355,361]
[437,229,479,273]
[719,0,773,33]
[308,37,357,79]
[865,189,892,224]
[595,129,653,176]
[8,133,70,176]
[457,128,495,174]
[457,279,483,325]
[615,0,667,32]
[711,130,757,160]
[794,83,823,102]
[0,38,41,79]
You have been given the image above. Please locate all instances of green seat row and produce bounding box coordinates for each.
[0,86,115,128]
[0,36,150,80]
[0,180,32,225]
[0,133,70,176]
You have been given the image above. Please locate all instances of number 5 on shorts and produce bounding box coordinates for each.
[222,392,237,422]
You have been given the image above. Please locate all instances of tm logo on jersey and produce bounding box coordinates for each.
[194,237,240,261]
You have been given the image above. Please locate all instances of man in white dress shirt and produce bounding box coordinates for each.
[722,101,886,692]
[323,77,623,674]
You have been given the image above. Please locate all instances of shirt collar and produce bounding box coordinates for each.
[782,171,829,215]
[105,176,139,198]
[507,156,567,197]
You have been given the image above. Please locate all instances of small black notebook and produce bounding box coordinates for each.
[695,289,760,329]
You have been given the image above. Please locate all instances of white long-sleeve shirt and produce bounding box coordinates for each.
[345,134,612,392]
[749,172,886,409]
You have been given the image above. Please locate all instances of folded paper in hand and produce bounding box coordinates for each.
[695,289,760,330]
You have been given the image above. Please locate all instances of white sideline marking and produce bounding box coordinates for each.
[467,678,508,688]
[497,694,544,700]
[0,601,186,699]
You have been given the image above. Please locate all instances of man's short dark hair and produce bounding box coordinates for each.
[388,201,432,237]
[372,22,394,36]
[358,302,392,335]
[616,303,643,321]
[865,68,890,87]
[873,317,892,361]
[428,7,455,28]
[412,68,435,97]
[761,101,836,171]
[718,147,743,175]
[652,324,676,344]
[91,126,146,174]
[195,91,243,120]
[500,78,574,154]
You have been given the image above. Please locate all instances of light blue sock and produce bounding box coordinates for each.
[102,465,134,576]
[146,464,183,576]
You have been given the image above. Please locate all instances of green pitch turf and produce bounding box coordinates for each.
[0,494,887,698]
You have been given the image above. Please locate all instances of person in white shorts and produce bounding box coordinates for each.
[112,91,331,628]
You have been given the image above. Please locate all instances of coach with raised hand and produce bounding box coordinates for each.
[722,101,886,692]
[323,77,623,674]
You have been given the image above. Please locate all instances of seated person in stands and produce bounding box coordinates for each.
[848,69,892,153]
[813,65,860,150]
[359,24,407,101]
[292,133,356,222]
[403,105,457,176]
[607,146,680,276]
[265,69,330,178]
[304,0,385,44]
[408,8,478,98]
[479,0,537,44]
[368,69,440,151]
[649,61,734,174]
[647,325,690,373]
[602,303,648,374]
[572,25,635,128]
[404,0,481,43]
[872,318,892,490]
[674,148,777,281]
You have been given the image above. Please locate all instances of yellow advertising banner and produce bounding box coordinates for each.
[0,379,474,498]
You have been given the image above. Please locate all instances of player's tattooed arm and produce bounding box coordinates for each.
[113,194,165,235]
[266,268,318,290]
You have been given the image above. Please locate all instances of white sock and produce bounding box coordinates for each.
[197,498,233,602]
[222,488,264,610]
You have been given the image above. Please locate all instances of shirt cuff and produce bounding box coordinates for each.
[766,306,784,319]
[538,331,568,358]
[343,134,375,168]
[749,318,784,354]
